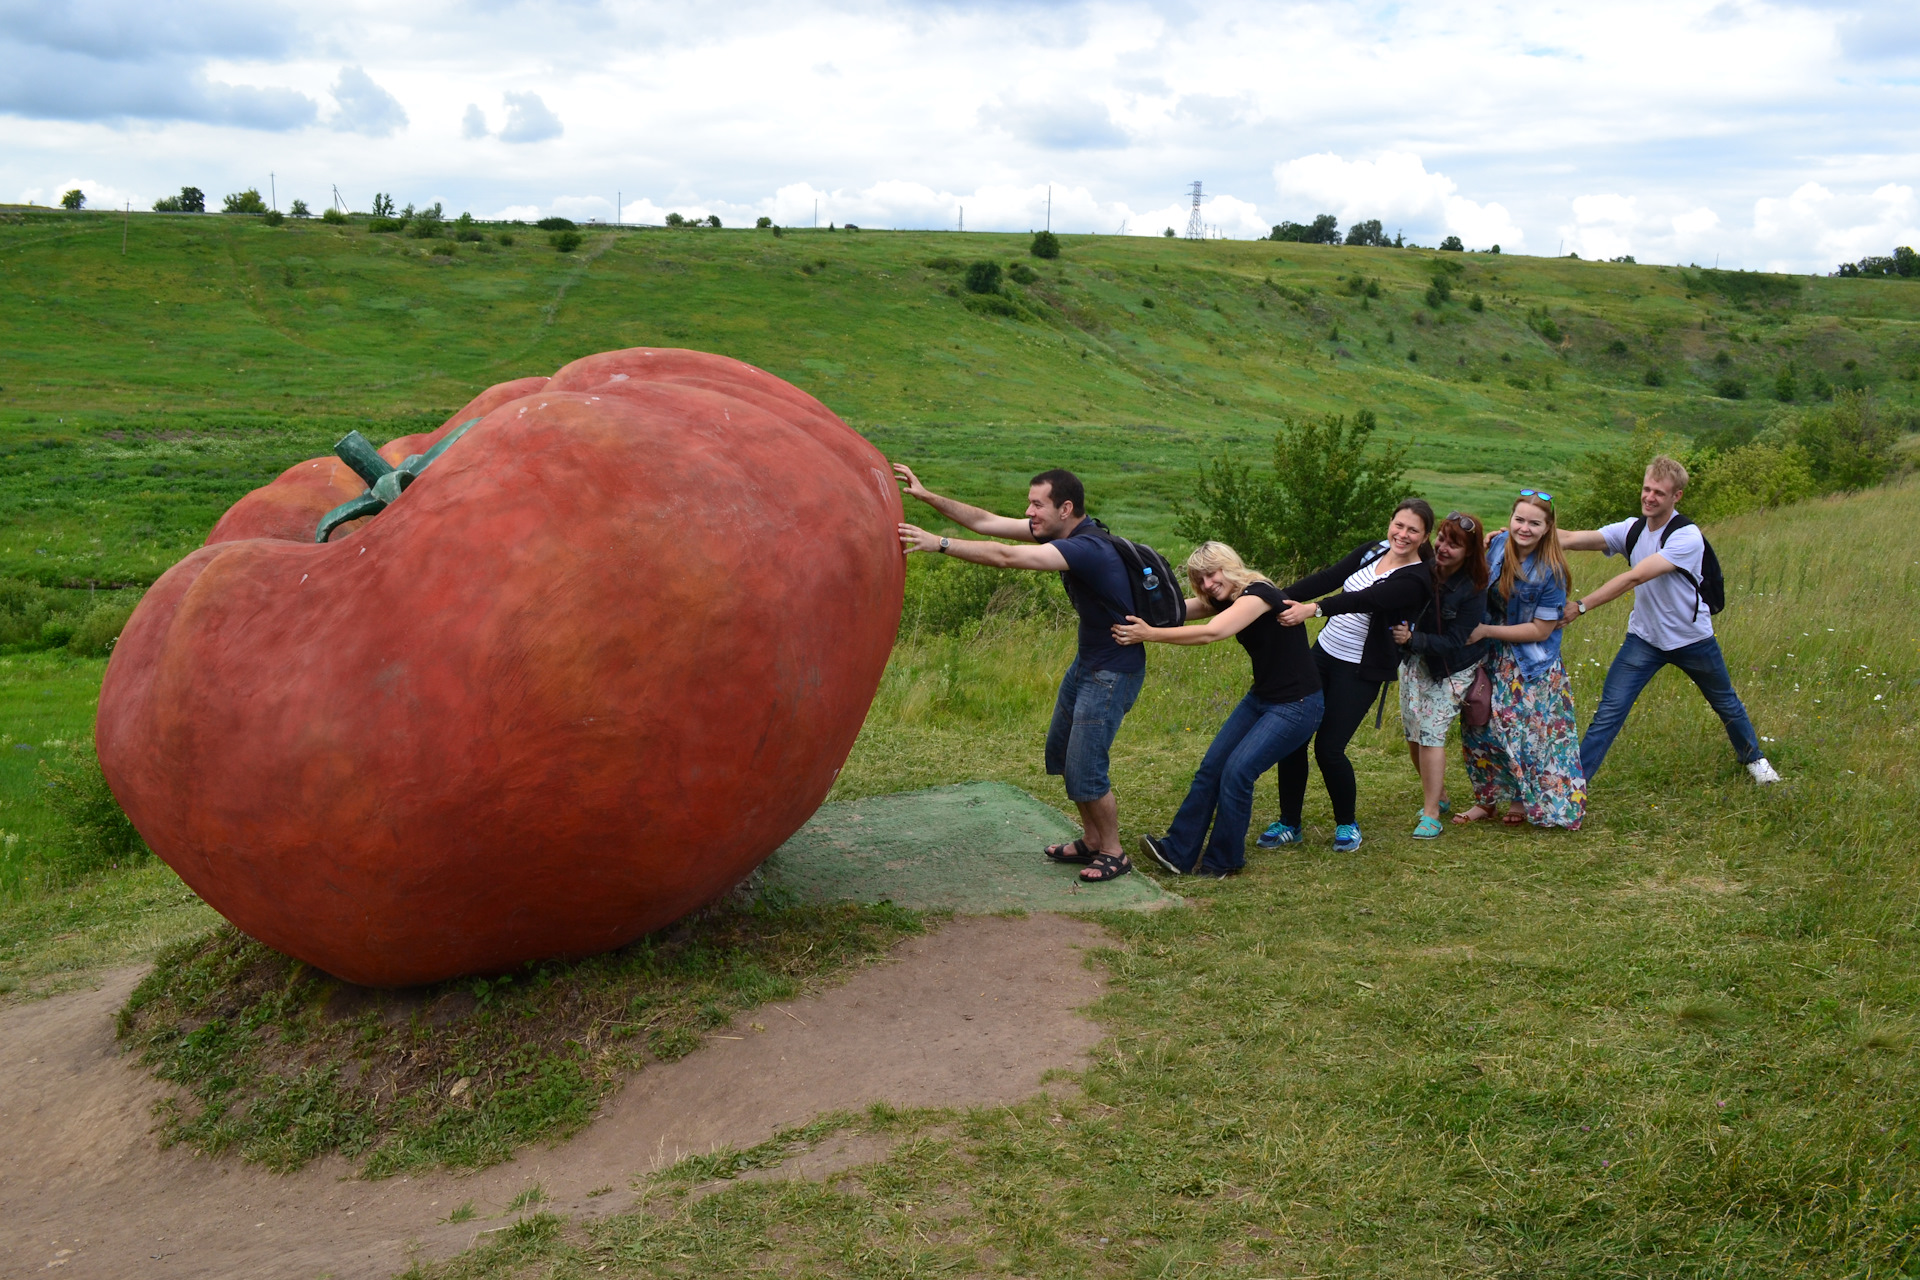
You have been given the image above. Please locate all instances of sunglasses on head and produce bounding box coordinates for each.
[1519,488,1554,503]
[1445,511,1478,532]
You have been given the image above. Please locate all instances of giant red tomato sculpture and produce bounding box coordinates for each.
[97,349,903,987]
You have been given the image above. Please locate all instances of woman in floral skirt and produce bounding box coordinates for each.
[1454,491,1587,829]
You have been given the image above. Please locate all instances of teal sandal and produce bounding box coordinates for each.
[1412,814,1445,840]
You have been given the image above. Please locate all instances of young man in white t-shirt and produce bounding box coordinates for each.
[1560,456,1780,785]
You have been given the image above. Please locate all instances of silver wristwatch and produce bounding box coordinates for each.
[938,537,950,554]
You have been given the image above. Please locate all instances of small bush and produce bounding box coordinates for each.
[1644,367,1666,387]
[40,618,75,649]
[1775,366,1797,401]
[963,260,1002,294]
[536,216,576,231]
[321,207,347,225]
[550,230,583,253]
[1714,376,1747,400]
[708,215,722,228]
[924,256,964,273]
[368,218,405,234]
[1468,292,1484,312]
[1030,229,1060,259]
[1607,338,1629,355]
[69,603,134,657]
[1141,297,1155,309]
[152,196,184,212]
[37,742,150,881]
[497,232,514,246]
[1797,391,1897,490]
[961,292,1022,319]
[1006,262,1038,285]
[61,188,85,210]
[409,202,444,239]
[1439,234,1464,251]
[223,188,268,214]
[452,212,484,242]
[262,209,284,227]
[1690,442,1816,521]
[755,216,773,229]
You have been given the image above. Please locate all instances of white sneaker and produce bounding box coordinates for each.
[1747,758,1781,784]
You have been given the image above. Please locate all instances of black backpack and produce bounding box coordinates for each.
[1067,519,1188,628]
[1624,513,1725,617]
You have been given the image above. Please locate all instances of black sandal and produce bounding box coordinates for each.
[1079,852,1132,882]
[1045,838,1096,865]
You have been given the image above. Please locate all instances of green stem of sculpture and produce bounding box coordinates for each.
[316,419,480,543]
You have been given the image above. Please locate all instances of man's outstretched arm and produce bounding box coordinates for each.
[893,463,1034,541]
[1559,529,1608,552]
[899,524,1067,571]
[1567,554,1676,621]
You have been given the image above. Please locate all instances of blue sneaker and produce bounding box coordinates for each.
[1256,821,1301,848]
[1332,823,1363,852]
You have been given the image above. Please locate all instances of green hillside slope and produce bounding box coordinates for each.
[2,206,1917,584]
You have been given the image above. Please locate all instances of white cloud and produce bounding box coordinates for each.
[329,66,406,137]
[1274,152,1524,250]
[17,178,139,210]
[462,104,489,140]
[498,91,561,144]
[490,204,542,222]
[1751,182,1920,272]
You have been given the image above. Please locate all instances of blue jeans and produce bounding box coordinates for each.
[1579,633,1761,781]
[1164,691,1324,874]
[1045,661,1146,803]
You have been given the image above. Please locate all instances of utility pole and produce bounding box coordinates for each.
[1185,181,1203,241]
[1046,185,1051,232]
[958,205,964,233]
[270,172,276,211]
[814,199,818,229]
[333,185,346,213]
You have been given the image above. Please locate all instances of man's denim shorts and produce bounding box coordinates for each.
[1043,660,1145,802]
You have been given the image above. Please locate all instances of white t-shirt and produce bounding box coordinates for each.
[1599,513,1714,650]
[1317,550,1412,664]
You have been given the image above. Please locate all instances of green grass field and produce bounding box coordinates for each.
[2,206,1919,1274]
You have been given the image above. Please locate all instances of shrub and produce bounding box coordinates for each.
[176,187,205,213]
[152,195,183,212]
[1469,292,1484,312]
[321,207,347,225]
[1141,297,1155,309]
[962,293,1023,319]
[537,216,576,231]
[898,555,1066,636]
[1030,230,1060,259]
[372,193,396,217]
[1644,367,1666,387]
[496,232,514,246]
[223,188,268,214]
[1006,262,1038,285]
[262,209,284,227]
[550,230,583,253]
[1174,409,1409,579]
[1163,228,1175,237]
[1607,338,1629,355]
[963,260,1002,294]
[1345,219,1390,247]
[0,577,55,646]
[1714,376,1747,400]
[707,215,722,228]
[69,603,134,657]
[1559,424,1695,527]
[771,225,784,238]
[61,189,85,210]
[1775,365,1797,401]
[409,202,444,238]
[1528,308,1562,343]
[755,216,773,229]
[1272,214,1339,243]
[664,213,685,228]
[368,218,405,234]
[924,257,964,272]
[1689,442,1815,521]
[452,212,484,242]
[1439,235,1464,251]
[289,199,311,219]
[1796,391,1897,490]
[37,742,149,881]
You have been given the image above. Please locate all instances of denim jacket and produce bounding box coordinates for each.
[1485,531,1568,680]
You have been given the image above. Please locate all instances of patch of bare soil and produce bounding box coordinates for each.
[0,914,1107,1279]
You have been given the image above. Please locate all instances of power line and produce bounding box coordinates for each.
[1185,181,1203,241]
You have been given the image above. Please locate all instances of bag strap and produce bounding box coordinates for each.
[1656,514,1705,619]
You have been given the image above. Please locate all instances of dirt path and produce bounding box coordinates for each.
[0,914,1109,1279]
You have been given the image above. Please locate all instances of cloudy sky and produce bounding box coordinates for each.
[5,0,1916,271]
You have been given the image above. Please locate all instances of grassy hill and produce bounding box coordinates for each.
[3,206,1918,587]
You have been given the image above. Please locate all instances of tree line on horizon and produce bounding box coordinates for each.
[1269,213,1476,254]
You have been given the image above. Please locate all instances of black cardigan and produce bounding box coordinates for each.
[1283,541,1435,684]
[1400,570,1488,680]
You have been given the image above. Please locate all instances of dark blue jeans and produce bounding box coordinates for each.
[1044,660,1146,802]
[1164,690,1324,874]
[1579,632,1761,781]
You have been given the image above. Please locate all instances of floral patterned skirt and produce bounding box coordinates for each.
[1460,649,1586,829]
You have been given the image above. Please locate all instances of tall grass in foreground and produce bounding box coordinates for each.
[430,484,1920,1278]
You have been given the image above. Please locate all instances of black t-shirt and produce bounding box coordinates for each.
[1233,582,1318,703]
[1050,523,1146,674]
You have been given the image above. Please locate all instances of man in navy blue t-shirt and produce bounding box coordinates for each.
[896,464,1145,883]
